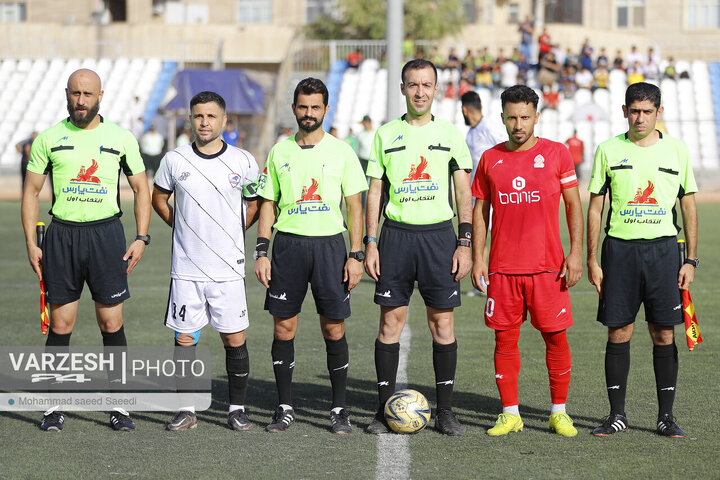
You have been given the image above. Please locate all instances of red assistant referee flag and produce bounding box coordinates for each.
[682,289,703,351]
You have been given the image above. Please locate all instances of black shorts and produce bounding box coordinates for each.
[264,232,350,320]
[42,217,130,305]
[374,219,460,309]
[597,235,683,327]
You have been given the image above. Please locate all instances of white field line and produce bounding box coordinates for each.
[376,318,411,480]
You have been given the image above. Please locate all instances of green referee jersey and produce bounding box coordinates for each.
[27,116,145,223]
[588,131,698,240]
[366,115,472,225]
[258,132,367,236]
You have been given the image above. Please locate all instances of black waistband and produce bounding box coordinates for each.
[382,219,453,232]
[606,235,677,244]
[276,231,344,241]
[52,215,120,227]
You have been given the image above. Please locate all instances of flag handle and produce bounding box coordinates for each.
[36,222,49,335]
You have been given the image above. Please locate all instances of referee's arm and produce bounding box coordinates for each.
[586,192,606,295]
[678,193,698,290]
[125,171,151,273]
[452,168,472,281]
[364,178,383,281]
[21,171,48,280]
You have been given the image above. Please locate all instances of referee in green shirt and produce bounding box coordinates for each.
[364,59,473,435]
[21,69,151,432]
[254,78,367,434]
[587,82,698,438]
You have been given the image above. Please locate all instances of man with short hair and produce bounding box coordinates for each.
[254,77,367,434]
[364,59,473,436]
[152,91,260,432]
[21,68,151,431]
[471,85,583,437]
[587,82,698,438]
[222,119,240,147]
[140,124,165,177]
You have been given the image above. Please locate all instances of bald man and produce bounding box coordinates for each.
[21,69,151,432]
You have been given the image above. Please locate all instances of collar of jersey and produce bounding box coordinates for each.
[192,140,228,159]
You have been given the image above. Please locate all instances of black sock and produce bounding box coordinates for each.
[271,338,295,406]
[653,343,678,417]
[605,341,630,415]
[433,340,458,411]
[102,326,127,386]
[374,339,399,411]
[45,330,71,347]
[226,343,250,407]
[325,336,349,409]
[173,339,197,398]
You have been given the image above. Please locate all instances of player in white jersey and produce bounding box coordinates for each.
[460,90,505,296]
[152,91,260,431]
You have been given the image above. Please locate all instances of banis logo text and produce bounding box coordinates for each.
[498,176,540,205]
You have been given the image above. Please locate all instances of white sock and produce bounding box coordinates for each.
[331,406,343,414]
[279,403,292,411]
[502,405,520,416]
[551,403,566,415]
[180,406,195,413]
[229,404,244,413]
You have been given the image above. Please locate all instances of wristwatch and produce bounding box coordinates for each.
[363,236,378,245]
[684,258,699,268]
[349,251,365,262]
[254,251,268,260]
[135,235,151,245]
[456,239,471,248]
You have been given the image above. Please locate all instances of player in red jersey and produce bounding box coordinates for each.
[471,85,583,437]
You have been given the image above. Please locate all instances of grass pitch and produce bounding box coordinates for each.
[0,199,718,479]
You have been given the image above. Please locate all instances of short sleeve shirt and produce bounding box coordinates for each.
[366,116,472,225]
[473,138,578,274]
[154,142,259,281]
[588,132,698,240]
[258,133,367,236]
[28,117,145,222]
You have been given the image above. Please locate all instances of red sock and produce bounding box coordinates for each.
[494,327,521,407]
[542,329,572,404]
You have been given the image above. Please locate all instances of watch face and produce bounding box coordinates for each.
[351,251,365,261]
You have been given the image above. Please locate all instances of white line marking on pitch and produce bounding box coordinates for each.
[376,316,411,480]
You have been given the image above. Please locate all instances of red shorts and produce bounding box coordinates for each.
[484,272,573,332]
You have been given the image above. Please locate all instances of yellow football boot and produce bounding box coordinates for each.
[549,412,578,437]
[487,412,524,436]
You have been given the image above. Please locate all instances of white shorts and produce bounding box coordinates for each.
[165,278,249,334]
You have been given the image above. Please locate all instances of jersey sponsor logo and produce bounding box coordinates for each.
[394,156,439,201]
[403,156,432,181]
[228,173,241,188]
[297,178,322,202]
[620,181,664,224]
[533,154,545,168]
[257,168,267,191]
[70,159,101,183]
[497,176,540,205]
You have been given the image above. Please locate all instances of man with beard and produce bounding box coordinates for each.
[471,85,583,437]
[254,78,367,434]
[364,59,473,436]
[152,91,260,432]
[21,69,150,431]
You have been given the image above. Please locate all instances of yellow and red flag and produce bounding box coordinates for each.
[682,289,702,351]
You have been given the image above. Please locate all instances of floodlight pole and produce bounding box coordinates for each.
[386,0,403,122]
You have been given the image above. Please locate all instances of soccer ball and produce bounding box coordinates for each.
[384,389,431,434]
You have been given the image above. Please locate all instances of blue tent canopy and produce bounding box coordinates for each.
[164,69,264,114]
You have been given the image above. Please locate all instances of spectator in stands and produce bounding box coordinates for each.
[575,67,594,90]
[552,43,565,66]
[458,78,473,97]
[356,115,375,175]
[462,51,475,71]
[664,57,677,79]
[627,61,645,85]
[447,47,461,69]
[644,47,660,80]
[564,48,578,69]
[626,45,643,68]
[131,116,144,140]
[594,66,610,89]
[510,47,521,62]
[345,128,358,152]
[538,50,560,89]
[579,39,594,71]
[432,47,445,69]
[515,53,530,84]
[475,58,493,88]
[538,27,552,60]
[542,85,560,110]
[16,131,38,186]
[175,124,192,146]
[613,49,625,71]
[402,33,415,59]
[276,125,293,144]
[222,119,240,146]
[329,126,339,137]
[596,47,609,69]
[140,124,165,177]
[347,49,363,69]
[565,130,584,182]
[444,81,458,99]
[518,15,535,61]
[478,47,493,65]
[559,65,577,97]
[500,59,519,88]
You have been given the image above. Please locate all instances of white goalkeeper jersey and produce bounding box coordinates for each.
[154,141,259,282]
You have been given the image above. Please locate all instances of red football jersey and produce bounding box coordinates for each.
[472,138,578,274]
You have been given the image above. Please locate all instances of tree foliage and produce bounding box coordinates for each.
[306,0,466,40]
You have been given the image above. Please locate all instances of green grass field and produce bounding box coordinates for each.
[0,199,718,479]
